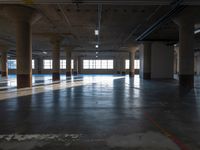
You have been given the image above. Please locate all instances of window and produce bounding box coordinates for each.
[71,60,74,69]
[8,59,35,69]
[43,60,52,69]
[125,59,140,69]
[60,60,66,69]
[32,60,35,69]
[83,59,113,69]
[135,60,140,69]
[83,60,89,69]
[60,59,74,69]
[8,59,16,69]
[125,60,130,69]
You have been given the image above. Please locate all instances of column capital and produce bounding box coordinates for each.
[64,45,76,52]
[3,5,41,24]
[173,7,199,26]
[128,46,138,53]
[0,44,9,53]
[50,35,63,46]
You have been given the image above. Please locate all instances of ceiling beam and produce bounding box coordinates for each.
[1,0,200,5]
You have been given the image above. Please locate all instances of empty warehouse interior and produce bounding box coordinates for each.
[0,0,200,149]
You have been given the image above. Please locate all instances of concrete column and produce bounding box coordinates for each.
[1,52,8,77]
[115,54,121,74]
[37,57,43,74]
[179,23,194,87]
[3,5,40,88]
[73,56,78,75]
[65,48,72,76]
[174,17,195,87]
[78,56,82,74]
[121,57,126,75]
[51,36,62,81]
[142,43,151,80]
[174,46,179,74]
[129,50,135,77]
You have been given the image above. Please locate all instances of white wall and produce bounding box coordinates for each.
[151,42,174,79]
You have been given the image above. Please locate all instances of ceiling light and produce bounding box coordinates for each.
[194,29,200,34]
[96,52,98,54]
[43,51,47,54]
[95,29,99,35]
[95,45,99,48]
[96,56,98,58]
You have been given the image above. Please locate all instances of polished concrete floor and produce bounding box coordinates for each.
[0,75,200,150]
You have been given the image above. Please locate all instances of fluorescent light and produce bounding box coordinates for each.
[95,45,99,48]
[95,29,99,35]
[43,51,47,54]
[96,56,98,58]
[194,29,200,34]
[96,52,98,54]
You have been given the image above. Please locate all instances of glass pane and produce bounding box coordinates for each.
[8,59,17,69]
[83,60,89,69]
[71,59,74,69]
[90,60,95,69]
[96,60,101,69]
[101,60,107,69]
[134,60,140,69]
[32,60,35,69]
[125,59,130,69]
[107,60,113,69]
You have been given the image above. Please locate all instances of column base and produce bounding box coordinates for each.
[73,71,78,75]
[52,73,60,81]
[121,71,126,75]
[129,72,135,77]
[17,74,32,88]
[1,71,8,77]
[179,74,194,88]
[66,71,72,76]
[116,71,121,74]
[143,73,151,80]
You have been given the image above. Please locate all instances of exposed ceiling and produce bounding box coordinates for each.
[0,0,200,57]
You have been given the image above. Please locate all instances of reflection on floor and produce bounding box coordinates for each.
[0,74,200,150]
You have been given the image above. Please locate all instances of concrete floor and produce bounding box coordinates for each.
[0,75,200,150]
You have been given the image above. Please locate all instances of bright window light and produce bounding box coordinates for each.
[8,59,16,69]
[32,60,35,69]
[125,59,140,69]
[60,59,74,69]
[8,59,35,69]
[43,60,52,69]
[83,59,113,69]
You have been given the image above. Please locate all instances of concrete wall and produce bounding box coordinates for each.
[151,42,174,79]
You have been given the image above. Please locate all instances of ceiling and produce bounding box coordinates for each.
[0,0,200,57]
